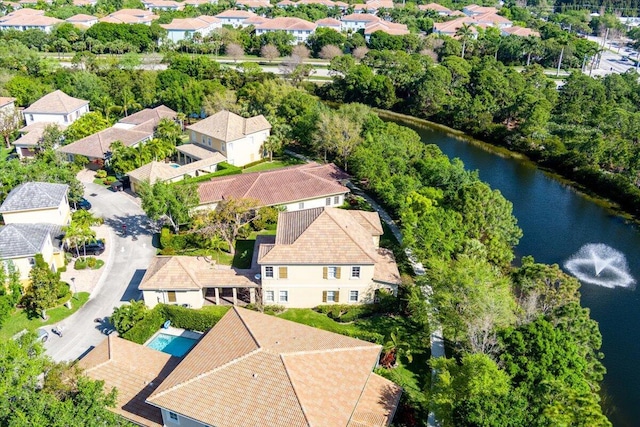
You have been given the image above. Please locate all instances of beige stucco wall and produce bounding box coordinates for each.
[190,129,269,167]
[2,198,70,226]
[11,236,61,283]
[142,289,205,309]
[260,264,378,308]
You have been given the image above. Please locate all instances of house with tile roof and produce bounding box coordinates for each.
[418,2,453,15]
[258,207,401,307]
[12,122,67,159]
[160,15,222,43]
[214,9,257,27]
[0,182,70,226]
[364,20,409,41]
[315,17,342,30]
[341,13,380,31]
[0,8,62,32]
[81,307,402,427]
[501,25,540,37]
[236,0,270,10]
[353,0,394,14]
[433,12,512,36]
[462,3,499,16]
[255,17,317,43]
[65,13,98,27]
[142,0,184,11]
[112,105,177,130]
[183,110,271,167]
[197,162,349,211]
[100,8,158,25]
[0,181,70,282]
[22,90,89,126]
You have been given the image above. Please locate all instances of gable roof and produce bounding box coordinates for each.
[258,207,382,265]
[255,16,317,31]
[315,17,341,27]
[502,25,539,37]
[0,182,68,213]
[146,307,401,427]
[186,110,271,142]
[79,335,180,427]
[215,9,257,18]
[160,16,221,30]
[23,90,88,115]
[0,223,58,259]
[342,13,380,23]
[418,2,452,13]
[0,97,15,108]
[66,13,97,22]
[127,154,226,185]
[197,163,349,207]
[364,20,409,36]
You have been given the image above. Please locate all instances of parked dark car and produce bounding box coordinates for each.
[67,240,105,256]
[71,198,91,210]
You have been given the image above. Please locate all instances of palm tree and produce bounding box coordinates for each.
[555,33,570,77]
[117,89,142,117]
[456,23,475,58]
[523,36,542,66]
[155,118,181,145]
[380,328,413,368]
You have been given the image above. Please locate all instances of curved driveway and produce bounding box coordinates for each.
[44,182,157,362]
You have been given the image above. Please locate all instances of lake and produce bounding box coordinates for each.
[400,120,640,427]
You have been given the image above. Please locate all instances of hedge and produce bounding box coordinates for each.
[181,162,242,184]
[122,308,165,344]
[159,304,230,332]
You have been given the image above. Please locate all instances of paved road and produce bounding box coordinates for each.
[44,182,157,362]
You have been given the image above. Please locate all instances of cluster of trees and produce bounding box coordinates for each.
[0,334,129,426]
[0,259,22,327]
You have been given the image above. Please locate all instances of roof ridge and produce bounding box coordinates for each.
[174,257,204,288]
[324,208,377,263]
[281,345,380,357]
[150,347,263,401]
[11,224,42,254]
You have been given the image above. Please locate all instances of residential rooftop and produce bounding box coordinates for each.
[187,110,271,143]
[23,90,87,114]
[0,182,68,213]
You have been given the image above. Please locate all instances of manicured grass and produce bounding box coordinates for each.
[0,292,90,341]
[278,308,368,336]
[242,156,305,173]
[177,230,276,268]
[232,239,256,269]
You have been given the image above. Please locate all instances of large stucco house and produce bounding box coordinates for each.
[258,207,401,307]
[138,207,400,309]
[22,90,89,127]
[0,182,70,283]
[182,110,271,167]
[159,15,222,43]
[80,307,402,427]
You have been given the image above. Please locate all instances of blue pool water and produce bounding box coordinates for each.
[169,163,180,168]
[146,333,197,357]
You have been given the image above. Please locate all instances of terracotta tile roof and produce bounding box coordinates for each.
[23,90,87,114]
[66,13,97,22]
[215,9,257,18]
[256,16,317,31]
[418,2,452,13]
[187,110,271,142]
[144,0,183,7]
[502,25,539,37]
[175,143,222,160]
[57,127,151,159]
[117,105,177,126]
[161,16,220,30]
[349,210,384,235]
[80,335,180,427]
[197,163,349,207]
[237,0,270,7]
[243,15,270,25]
[259,207,382,265]
[316,17,341,27]
[347,373,402,427]
[13,123,67,147]
[139,256,259,291]
[373,248,401,285]
[0,97,15,107]
[277,0,296,5]
[128,154,226,184]
[146,307,398,427]
[364,21,409,36]
[464,3,499,15]
[342,13,380,23]
[1,8,44,18]
[111,8,155,16]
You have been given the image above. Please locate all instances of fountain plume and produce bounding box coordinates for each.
[564,243,635,289]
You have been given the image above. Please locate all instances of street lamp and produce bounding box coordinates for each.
[71,277,77,300]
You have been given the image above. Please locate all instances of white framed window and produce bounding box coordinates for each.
[326,197,331,206]
[265,266,274,278]
[28,257,36,267]
[328,266,337,279]
[334,195,340,204]
[350,290,359,302]
[298,202,304,209]
[279,290,288,303]
[351,266,360,278]
[265,290,274,303]
[327,290,336,302]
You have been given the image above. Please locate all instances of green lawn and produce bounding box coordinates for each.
[0,292,90,341]
[242,156,305,173]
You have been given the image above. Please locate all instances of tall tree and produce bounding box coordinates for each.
[138,181,199,232]
[24,254,62,319]
[455,24,475,58]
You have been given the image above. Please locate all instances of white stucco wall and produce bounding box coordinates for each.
[280,193,346,212]
[142,289,205,309]
[24,104,89,126]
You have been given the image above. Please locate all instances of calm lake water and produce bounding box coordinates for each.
[403,122,640,427]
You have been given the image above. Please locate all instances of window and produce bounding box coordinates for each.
[351,266,361,278]
[222,142,227,152]
[350,290,359,302]
[323,266,341,279]
[265,290,274,303]
[168,411,179,422]
[334,195,340,204]
[323,290,340,303]
[326,197,331,206]
[278,266,288,279]
[64,115,69,123]
[28,257,36,267]
[265,266,274,278]
[279,290,288,303]
[167,291,176,303]
[298,202,304,210]
[28,114,33,122]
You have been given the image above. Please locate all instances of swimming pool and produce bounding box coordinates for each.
[146,333,198,357]
[169,163,180,169]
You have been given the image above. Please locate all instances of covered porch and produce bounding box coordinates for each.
[204,286,257,306]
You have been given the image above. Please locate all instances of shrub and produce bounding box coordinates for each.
[122,308,165,344]
[74,259,87,270]
[86,257,97,269]
[95,169,107,178]
[160,227,189,251]
[263,305,286,315]
[159,304,229,332]
[111,300,148,335]
[316,304,372,322]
